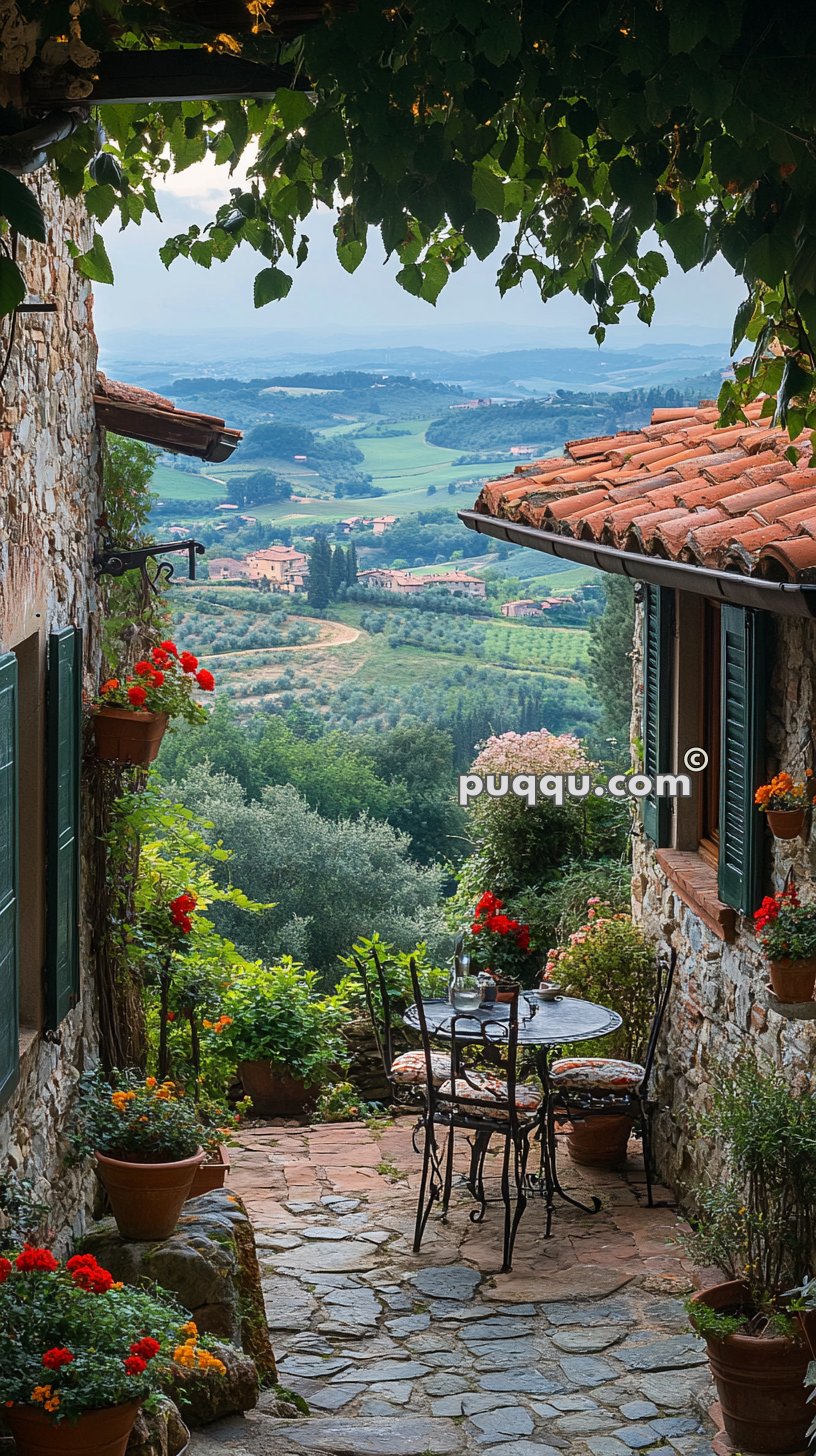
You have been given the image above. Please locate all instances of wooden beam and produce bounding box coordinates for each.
[31,50,305,106]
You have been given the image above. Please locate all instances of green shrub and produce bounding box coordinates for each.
[222,960,350,1088]
[545,906,655,1061]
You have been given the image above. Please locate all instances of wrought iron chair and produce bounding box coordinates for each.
[350,945,450,1107]
[408,958,541,1273]
[546,949,677,1206]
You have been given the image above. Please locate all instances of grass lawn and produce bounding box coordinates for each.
[151,463,225,501]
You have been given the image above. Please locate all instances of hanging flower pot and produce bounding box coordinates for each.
[92,641,215,766]
[92,707,168,766]
[765,808,806,840]
[755,773,813,840]
[768,957,816,1003]
[4,1398,143,1456]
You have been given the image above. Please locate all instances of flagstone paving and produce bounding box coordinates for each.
[189,1118,718,1456]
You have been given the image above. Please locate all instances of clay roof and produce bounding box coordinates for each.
[95,374,242,463]
[466,401,816,586]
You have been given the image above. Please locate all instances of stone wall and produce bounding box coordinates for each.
[632,608,816,1195]
[0,169,103,1245]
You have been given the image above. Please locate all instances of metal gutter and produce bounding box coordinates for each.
[458,510,816,619]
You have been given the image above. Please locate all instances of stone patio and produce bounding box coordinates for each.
[189,1117,716,1456]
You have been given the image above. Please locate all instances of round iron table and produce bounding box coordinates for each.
[403,993,623,1235]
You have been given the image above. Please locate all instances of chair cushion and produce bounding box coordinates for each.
[391,1049,451,1088]
[549,1057,645,1093]
[438,1071,542,1120]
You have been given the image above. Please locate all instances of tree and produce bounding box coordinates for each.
[587,577,636,758]
[329,545,348,597]
[233,470,292,508]
[169,767,448,977]
[7,4,816,433]
[307,537,331,609]
[346,543,359,585]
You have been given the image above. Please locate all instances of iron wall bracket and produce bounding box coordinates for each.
[94,538,205,594]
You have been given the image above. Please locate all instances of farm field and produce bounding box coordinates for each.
[168,588,595,746]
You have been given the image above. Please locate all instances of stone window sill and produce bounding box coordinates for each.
[655,850,736,942]
[759,986,816,1021]
[19,1026,39,1061]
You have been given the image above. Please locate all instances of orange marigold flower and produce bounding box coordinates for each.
[100,678,119,694]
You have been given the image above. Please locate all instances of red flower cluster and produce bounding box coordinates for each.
[42,1348,74,1371]
[754,882,799,931]
[0,1256,11,1283]
[65,1253,114,1293]
[170,891,197,934]
[123,1354,147,1376]
[471,892,531,952]
[130,1336,161,1361]
[15,1247,59,1274]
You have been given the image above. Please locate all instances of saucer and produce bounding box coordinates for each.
[536,984,563,1002]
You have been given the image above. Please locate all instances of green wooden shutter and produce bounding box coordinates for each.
[718,606,768,914]
[46,629,82,1028]
[0,652,19,1106]
[641,585,673,845]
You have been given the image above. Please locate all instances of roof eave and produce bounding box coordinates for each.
[458,509,816,619]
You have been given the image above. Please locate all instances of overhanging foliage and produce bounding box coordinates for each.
[4,2,816,431]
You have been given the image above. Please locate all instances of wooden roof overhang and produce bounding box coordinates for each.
[95,375,242,463]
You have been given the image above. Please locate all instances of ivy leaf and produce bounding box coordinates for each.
[0,169,46,241]
[304,108,346,157]
[548,128,582,169]
[0,255,26,315]
[84,184,117,224]
[396,262,423,297]
[463,209,500,260]
[419,257,448,305]
[253,266,293,306]
[773,357,813,429]
[337,237,366,273]
[663,213,707,271]
[276,89,314,132]
[72,232,114,285]
[472,164,505,215]
[730,295,754,355]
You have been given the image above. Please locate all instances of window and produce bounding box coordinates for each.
[641,588,770,923]
[0,628,82,1108]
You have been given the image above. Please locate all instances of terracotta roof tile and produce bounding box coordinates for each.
[95,372,241,462]
[470,401,816,581]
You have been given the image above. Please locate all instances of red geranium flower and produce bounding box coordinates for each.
[127,684,148,708]
[42,1348,74,1371]
[15,1247,59,1273]
[130,1337,161,1361]
[123,1355,147,1377]
[196,669,215,692]
[180,652,198,673]
[133,660,155,677]
[152,648,170,668]
[71,1263,114,1293]
[151,670,165,687]
[159,641,178,656]
[0,1257,11,1283]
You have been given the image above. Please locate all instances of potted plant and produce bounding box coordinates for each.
[68,1071,205,1241]
[93,641,214,766]
[467,892,535,999]
[186,1095,249,1200]
[754,883,816,1002]
[221,960,350,1117]
[544,904,655,1166]
[684,1057,816,1455]
[755,771,814,840]
[0,1245,225,1456]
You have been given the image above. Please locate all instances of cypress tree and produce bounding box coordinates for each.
[330,545,347,597]
[308,537,331,609]
[347,542,359,585]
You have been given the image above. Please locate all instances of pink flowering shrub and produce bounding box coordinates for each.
[471,730,593,779]
[545,901,654,1062]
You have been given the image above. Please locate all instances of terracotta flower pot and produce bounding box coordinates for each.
[238,1060,318,1117]
[186,1145,231,1199]
[566,1112,634,1167]
[93,707,168,766]
[95,1148,204,1240]
[769,957,816,1003]
[494,979,521,1004]
[689,1281,815,1454]
[765,807,806,840]
[4,1398,142,1456]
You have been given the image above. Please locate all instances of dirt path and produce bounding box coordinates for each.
[200,619,362,660]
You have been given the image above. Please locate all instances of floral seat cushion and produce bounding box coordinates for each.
[438,1071,542,1120]
[391,1050,451,1088]
[549,1057,645,1093]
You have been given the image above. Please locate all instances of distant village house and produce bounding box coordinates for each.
[244,545,309,592]
[358,568,486,599]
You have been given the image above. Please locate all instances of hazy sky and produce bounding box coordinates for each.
[97,158,745,352]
